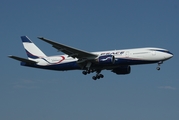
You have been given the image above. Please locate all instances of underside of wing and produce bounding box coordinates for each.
[38,37,98,59]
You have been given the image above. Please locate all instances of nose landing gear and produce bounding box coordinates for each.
[156,61,163,70]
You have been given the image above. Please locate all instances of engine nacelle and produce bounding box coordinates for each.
[97,55,115,64]
[112,66,131,75]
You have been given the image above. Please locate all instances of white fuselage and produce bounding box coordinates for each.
[10,36,174,80]
[33,47,173,70]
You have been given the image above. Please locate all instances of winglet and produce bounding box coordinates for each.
[37,37,44,40]
[37,36,53,44]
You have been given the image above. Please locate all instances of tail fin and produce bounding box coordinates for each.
[21,36,47,59]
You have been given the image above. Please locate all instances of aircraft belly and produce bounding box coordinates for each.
[21,61,81,71]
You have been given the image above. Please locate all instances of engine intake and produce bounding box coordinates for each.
[112,66,131,75]
[97,55,115,64]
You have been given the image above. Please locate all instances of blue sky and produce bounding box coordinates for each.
[1,0,178,120]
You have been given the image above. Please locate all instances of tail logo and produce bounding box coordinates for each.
[56,56,65,64]
[42,56,65,64]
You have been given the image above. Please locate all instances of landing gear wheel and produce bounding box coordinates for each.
[97,75,101,79]
[92,76,97,80]
[91,70,104,80]
[92,74,104,80]
[157,67,160,70]
[87,70,91,74]
[82,71,87,75]
[99,74,104,78]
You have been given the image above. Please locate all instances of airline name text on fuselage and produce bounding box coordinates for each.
[100,51,124,56]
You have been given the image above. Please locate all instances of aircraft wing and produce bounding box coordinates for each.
[8,55,37,64]
[38,37,98,59]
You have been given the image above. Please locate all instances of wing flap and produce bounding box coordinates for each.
[38,37,98,59]
[8,55,37,64]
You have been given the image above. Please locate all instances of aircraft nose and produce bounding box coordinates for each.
[165,52,173,59]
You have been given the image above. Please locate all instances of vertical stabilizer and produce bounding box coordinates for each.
[21,36,47,59]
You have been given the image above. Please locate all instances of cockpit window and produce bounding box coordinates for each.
[151,49,173,55]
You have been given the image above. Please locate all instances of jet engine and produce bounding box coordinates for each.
[112,66,131,75]
[97,55,115,64]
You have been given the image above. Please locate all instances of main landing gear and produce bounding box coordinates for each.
[156,61,163,70]
[82,69,95,75]
[92,72,104,80]
[82,62,104,80]
[82,69,104,80]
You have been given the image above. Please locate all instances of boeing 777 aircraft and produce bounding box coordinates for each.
[9,36,173,80]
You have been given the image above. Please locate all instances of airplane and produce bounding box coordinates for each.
[9,36,173,80]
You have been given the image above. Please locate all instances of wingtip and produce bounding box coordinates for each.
[8,55,13,58]
[37,36,44,40]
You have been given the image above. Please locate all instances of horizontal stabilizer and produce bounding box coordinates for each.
[8,55,37,64]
